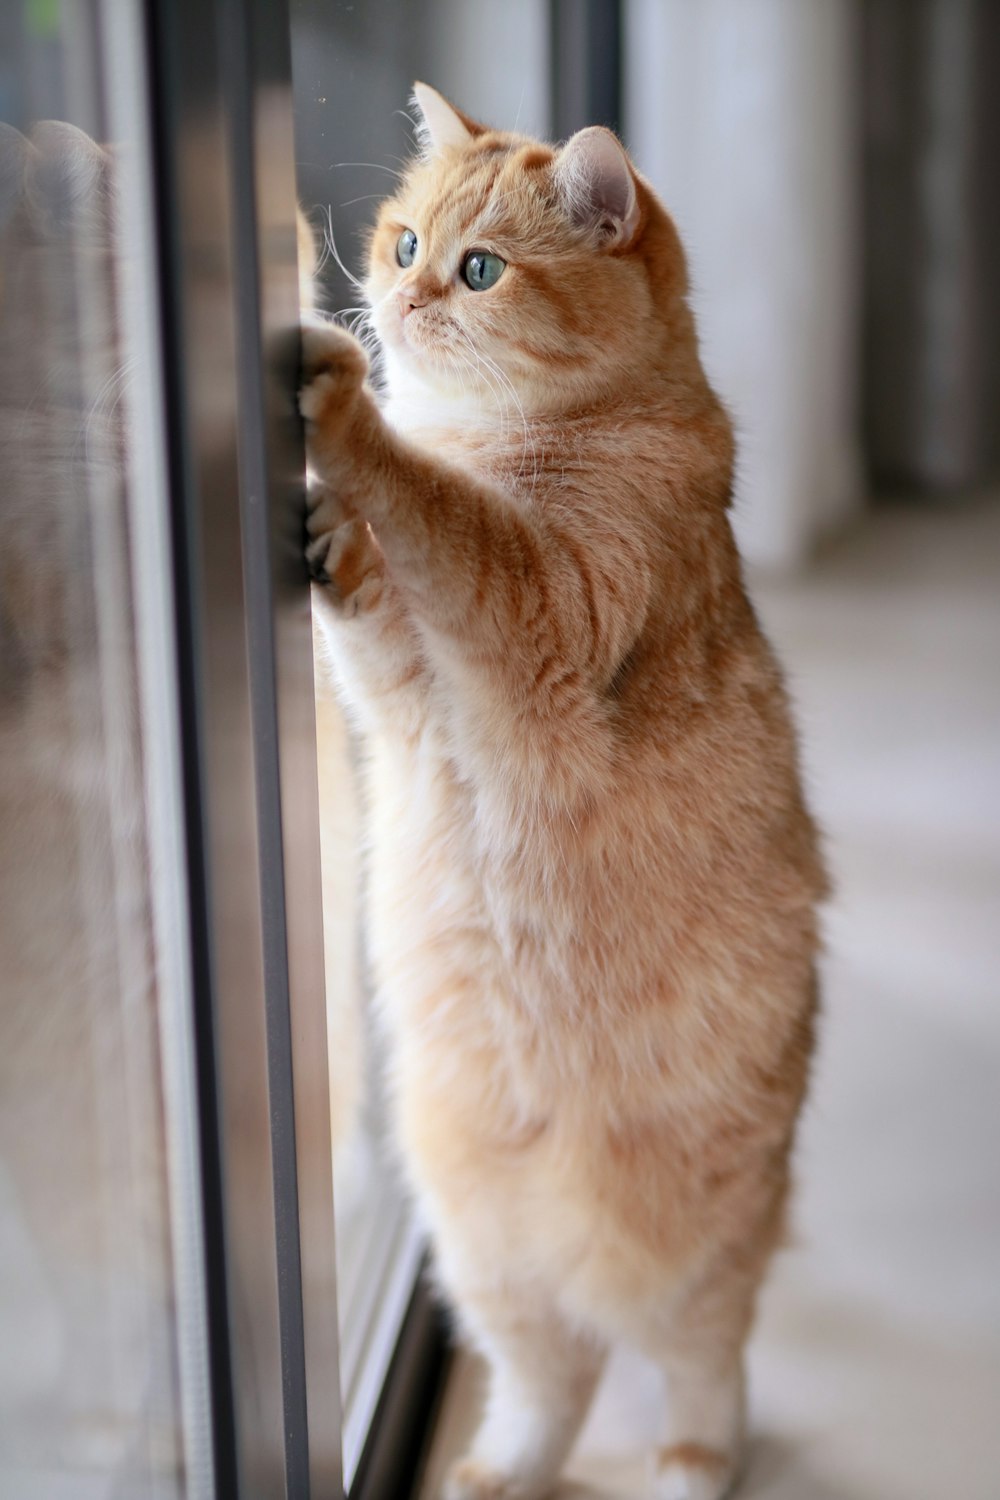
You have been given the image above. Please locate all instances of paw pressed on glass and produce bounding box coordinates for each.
[298,318,369,429]
[305,483,384,615]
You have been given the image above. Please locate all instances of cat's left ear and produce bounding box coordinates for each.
[411,82,486,156]
[554,127,640,249]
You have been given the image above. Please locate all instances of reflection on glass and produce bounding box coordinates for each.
[0,16,194,1497]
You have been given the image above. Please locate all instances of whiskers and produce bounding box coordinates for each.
[327,159,405,180]
[335,303,378,354]
[81,351,138,461]
[331,285,398,394]
[317,204,364,294]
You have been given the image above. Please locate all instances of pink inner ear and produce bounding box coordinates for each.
[557,127,639,245]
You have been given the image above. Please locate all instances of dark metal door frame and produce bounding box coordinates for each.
[140,0,341,1492]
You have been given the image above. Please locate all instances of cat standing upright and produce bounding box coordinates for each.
[301,84,826,1500]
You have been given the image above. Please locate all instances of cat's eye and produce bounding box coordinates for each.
[396,228,418,268]
[462,251,506,291]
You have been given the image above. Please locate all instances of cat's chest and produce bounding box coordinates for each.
[382,399,538,494]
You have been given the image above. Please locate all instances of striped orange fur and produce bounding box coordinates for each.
[301,85,826,1500]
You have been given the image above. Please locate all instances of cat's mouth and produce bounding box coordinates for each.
[397,305,442,353]
[373,298,505,398]
[393,309,473,378]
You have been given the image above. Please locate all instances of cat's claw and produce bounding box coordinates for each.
[306,484,384,615]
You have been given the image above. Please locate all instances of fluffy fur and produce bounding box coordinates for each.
[302,86,826,1500]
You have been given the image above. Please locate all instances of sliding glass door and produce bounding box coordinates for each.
[0,0,339,1494]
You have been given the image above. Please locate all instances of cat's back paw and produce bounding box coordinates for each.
[442,1457,552,1500]
[651,1444,737,1500]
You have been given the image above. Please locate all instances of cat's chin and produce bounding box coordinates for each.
[380,339,496,410]
[377,346,465,421]
[374,318,432,373]
[375,314,489,388]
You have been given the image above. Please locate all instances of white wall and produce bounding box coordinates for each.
[625,0,864,570]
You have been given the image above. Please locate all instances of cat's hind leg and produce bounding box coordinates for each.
[650,1350,745,1500]
[443,1294,604,1500]
[636,1265,758,1500]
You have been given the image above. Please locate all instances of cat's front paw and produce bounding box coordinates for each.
[442,1458,552,1500]
[306,482,384,616]
[298,317,370,432]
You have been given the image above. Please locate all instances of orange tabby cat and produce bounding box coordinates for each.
[301,85,826,1500]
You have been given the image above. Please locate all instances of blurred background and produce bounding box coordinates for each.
[1,2,998,1497]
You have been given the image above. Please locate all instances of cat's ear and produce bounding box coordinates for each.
[411,82,485,157]
[554,127,640,248]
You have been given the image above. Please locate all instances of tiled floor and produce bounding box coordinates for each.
[418,495,1000,1499]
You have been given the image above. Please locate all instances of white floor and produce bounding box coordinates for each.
[418,495,1000,1500]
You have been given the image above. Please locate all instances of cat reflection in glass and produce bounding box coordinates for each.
[302,86,825,1500]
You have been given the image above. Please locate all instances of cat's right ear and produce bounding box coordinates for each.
[554,126,641,249]
[411,82,485,157]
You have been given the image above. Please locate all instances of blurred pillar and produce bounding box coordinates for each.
[863,0,1000,494]
[624,0,864,570]
[551,0,622,138]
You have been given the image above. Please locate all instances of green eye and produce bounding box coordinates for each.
[463,251,506,291]
[396,229,417,268]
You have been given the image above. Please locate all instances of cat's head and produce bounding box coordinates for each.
[365,84,694,416]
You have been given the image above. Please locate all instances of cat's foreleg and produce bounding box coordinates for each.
[306,477,430,740]
[299,324,642,697]
[443,1295,604,1500]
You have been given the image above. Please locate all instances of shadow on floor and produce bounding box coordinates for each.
[741,1434,861,1499]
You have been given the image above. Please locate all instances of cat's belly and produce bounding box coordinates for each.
[363,741,811,1321]
[385,992,728,1328]
[367,862,763,1320]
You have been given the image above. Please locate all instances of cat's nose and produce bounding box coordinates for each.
[397,285,428,318]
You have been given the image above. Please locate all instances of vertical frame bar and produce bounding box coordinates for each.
[142,0,341,1493]
[220,0,343,1494]
[144,0,282,1482]
[100,2,216,1494]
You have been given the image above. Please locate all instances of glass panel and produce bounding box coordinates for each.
[2,1,344,1494]
[0,4,208,1496]
[124,0,341,1490]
